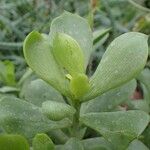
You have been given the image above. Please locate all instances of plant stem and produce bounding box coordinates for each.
[71,100,81,138]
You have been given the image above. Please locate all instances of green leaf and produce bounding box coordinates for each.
[52,32,85,75]
[50,11,93,67]
[82,137,112,150]
[4,60,16,86]
[0,97,71,139]
[0,61,16,86]
[93,28,110,51]
[62,138,84,150]
[142,125,150,148]
[23,31,71,98]
[80,110,149,150]
[93,28,111,45]
[0,134,29,150]
[23,79,64,107]
[0,86,20,93]
[32,133,54,150]
[42,101,76,121]
[0,61,6,82]
[81,79,136,113]
[82,32,148,101]
[127,140,149,150]
[70,74,90,99]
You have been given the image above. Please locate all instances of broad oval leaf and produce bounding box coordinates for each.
[50,11,93,67]
[80,110,149,150]
[23,31,71,98]
[42,101,76,121]
[32,133,54,150]
[0,134,29,150]
[23,79,64,107]
[52,32,85,75]
[0,97,71,139]
[82,32,148,101]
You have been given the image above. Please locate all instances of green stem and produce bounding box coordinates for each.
[71,100,81,138]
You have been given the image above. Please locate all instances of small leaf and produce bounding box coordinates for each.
[70,74,90,99]
[82,32,148,101]
[50,11,93,67]
[23,79,64,107]
[80,110,149,150]
[0,61,16,86]
[0,97,71,139]
[4,60,16,86]
[23,31,71,98]
[93,28,111,45]
[0,86,19,93]
[52,33,85,75]
[0,134,29,150]
[42,101,76,121]
[32,133,54,150]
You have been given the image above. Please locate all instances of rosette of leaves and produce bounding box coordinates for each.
[0,12,149,150]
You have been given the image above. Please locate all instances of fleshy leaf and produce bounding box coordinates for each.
[82,137,112,150]
[23,79,64,107]
[50,11,93,67]
[0,134,29,150]
[0,97,71,139]
[63,138,84,150]
[82,32,148,101]
[0,61,16,86]
[52,32,85,75]
[42,101,76,121]
[23,31,71,98]
[80,110,149,150]
[81,79,136,113]
[32,133,54,150]
[70,74,90,99]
